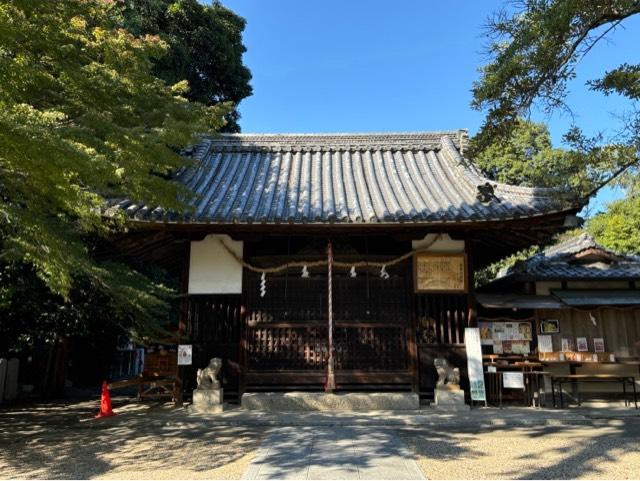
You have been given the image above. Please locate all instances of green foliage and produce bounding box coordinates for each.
[121,0,252,132]
[474,245,539,288]
[0,261,175,355]
[0,0,229,338]
[475,227,586,287]
[472,0,640,256]
[587,195,640,254]
[470,118,636,199]
[472,0,640,150]
[470,119,575,189]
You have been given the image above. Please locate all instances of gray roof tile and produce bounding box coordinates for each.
[121,131,578,224]
[499,233,640,281]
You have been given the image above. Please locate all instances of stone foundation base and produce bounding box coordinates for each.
[434,388,470,411]
[241,392,420,411]
[190,388,224,413]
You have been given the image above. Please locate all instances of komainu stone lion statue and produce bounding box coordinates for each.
[196,358,222,390]
[434,357,460,389]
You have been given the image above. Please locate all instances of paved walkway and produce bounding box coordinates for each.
[242,426,425,480]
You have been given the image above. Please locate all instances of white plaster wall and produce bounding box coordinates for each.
[412,234,465,252]
[188,234,243,294]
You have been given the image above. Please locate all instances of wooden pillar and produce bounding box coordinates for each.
[466,240,478,328]
[238,242,250,400]
[408,254,420,393]
[178,241,191,335]
[175,239,191,406]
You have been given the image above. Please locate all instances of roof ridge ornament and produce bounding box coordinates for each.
[476,182,501,204]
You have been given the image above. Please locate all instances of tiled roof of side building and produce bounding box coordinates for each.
[497,233,640,281]
[114,131,581,224]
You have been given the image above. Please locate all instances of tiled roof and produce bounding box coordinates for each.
[498,233,640,281]
[115,131,577,224]
[543,232,608,257]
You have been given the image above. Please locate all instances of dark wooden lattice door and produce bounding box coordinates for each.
[242,237,414,389]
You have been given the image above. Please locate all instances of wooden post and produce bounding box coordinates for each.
[407,256,420,394]
[175,240,191,406]
[325,240,336,392]
[466,240,478,328]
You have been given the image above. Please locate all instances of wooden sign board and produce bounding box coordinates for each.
[413,253,467,293]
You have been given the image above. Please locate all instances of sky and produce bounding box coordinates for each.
[221,0,640,216]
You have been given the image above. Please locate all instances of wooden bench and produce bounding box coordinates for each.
[551,374,638,409]
[109,350,180,403]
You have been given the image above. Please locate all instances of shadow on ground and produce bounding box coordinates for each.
[244,426,423,479]
[0,399,262,479]
[400,420,640,480]
[2,400,640,480]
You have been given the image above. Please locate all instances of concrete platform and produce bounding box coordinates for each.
[241,392,420,411]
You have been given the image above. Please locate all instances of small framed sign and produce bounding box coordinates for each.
[593,338,605,353]
[539,319,560,334]
[413,253,467,293]
[177,344,193,365]
[503,372,525,389]
[576,337,588,352]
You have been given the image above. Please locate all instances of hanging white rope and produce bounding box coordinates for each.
[379,265,390,279]
[217,234,443,273]
[259,272,267,297]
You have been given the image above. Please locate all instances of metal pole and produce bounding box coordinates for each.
[326,240,336,392]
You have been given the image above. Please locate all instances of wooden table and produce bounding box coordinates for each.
[551,374,638,409]
[484,363,548,408]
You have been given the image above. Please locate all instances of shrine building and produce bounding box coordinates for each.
[113,131,586,405]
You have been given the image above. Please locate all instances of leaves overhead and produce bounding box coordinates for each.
[587,195,640,254]
[472,0,640,254]
[0,1,229,323]
[121,0,253,132]
[472,0,640,150]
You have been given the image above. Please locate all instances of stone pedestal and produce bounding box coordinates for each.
[190,388,224,413]
[434,386,469,411]
[241,392,420,411]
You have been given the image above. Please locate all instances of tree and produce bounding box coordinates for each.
[471,0,640,252]
[0,0,229,331]
[587,196,640,254]
[121,0,253,132]
[471,119,576,188]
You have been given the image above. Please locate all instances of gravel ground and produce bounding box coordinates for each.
[0,399,263,480]
[400,421,640,480]
[1,399,639,480]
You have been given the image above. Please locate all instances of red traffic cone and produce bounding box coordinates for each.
[95,381,116,418]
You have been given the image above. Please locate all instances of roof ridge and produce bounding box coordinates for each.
[214,130,466,138]
[439,136,561,200]
[544,232,600,257]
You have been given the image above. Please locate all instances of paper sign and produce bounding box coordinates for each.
[576,337,588,352]
[177,344,192,365]
[594,338,605,353]
[488,365,497,373]
[503,372,525,389]
[414,253,467,292]
[538,335,553,353]
[465,327,486,402]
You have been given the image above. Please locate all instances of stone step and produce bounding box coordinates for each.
[241,391,420,411]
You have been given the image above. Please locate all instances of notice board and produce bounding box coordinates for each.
[414,253,467,293]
